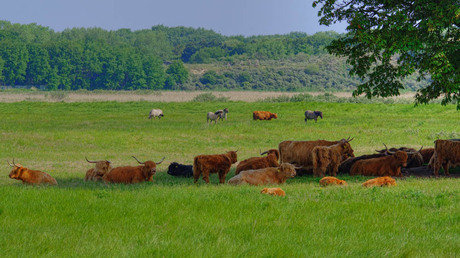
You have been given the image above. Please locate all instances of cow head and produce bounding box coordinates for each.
[278,163,297,178]
[271,113,278,119]
[8,160,25,179]
[86,157,112,175]
[314,111,323,119]
[132,156,165,181]
[260,149,280,161]
[225,151,238,164]
[339,138,355,158]
[392,151,408,167]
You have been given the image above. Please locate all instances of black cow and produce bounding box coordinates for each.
[167,162,193,177]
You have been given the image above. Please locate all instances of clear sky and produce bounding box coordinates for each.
[0,0,347,36]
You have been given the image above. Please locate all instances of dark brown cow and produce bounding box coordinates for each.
[103,156,164,183]
[432,139,460,176]
[253,111,278,120]
[311,140,355,177]
[228,163,296,185]
[350,151,408,177]
[376,144,423,168]
[8,160,57,185]
[362,176,397,187]
[235,149,280,175]
[279,138,354,175]
[193,151,238,184]
[419,148,435,164]
[84,157,112,182]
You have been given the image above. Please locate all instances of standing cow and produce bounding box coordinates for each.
[312,140,355,177]
[193,151,238,184]
[279,137,354,175]
[305,110,323,123]
[103,156,165,183]
[253,111,278,120]
[84,157,112,181]
[149,109,164,120]
[8,160,57,185]
[432,139,460,176]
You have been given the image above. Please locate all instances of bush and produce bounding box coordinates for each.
[191,93,229,102]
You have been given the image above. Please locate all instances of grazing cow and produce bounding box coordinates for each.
[84,157,112,182]
[8,160,57,185]
[216,108,229,121]
[149,109,164,119]
[207,110,223,124]
[279,138,354,175]
[376,144,423,168]
[193,151,238,184]
[319,176,347,186]
[304,110,323,123]
[338,153,386,174]
[432,139,460,176]
[261,188,286,196]
[312,140,355,177]
[103,156,165,183]
[420,148,435,164]
[167,162,193,177]
[253,111,278,120]
[227,163,297,185]
[362,176,397,187]
[235,149,280,175]
[350,151,408,177]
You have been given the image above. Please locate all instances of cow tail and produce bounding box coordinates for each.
[193,157,200,179]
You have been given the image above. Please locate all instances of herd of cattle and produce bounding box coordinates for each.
[7,137,460,187]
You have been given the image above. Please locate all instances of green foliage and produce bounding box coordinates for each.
[165,60,189,89]
[313,0,460,108]
[191,92,229,102]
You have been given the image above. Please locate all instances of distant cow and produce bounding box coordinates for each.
[304,110,323,123]
[261,188,286,196]
[8,160,57,185]
[167,162,193,177]
[253,111,278,120]
[216,108,229,121]
[419,148,435,164]
[312,140,355,177]
[319,176,347,186]
[362,176,397,187]
[279,137,354,175]
[207,110,223,124]
[228,163,297,185]
[376,144,423,168]
[432,139,460,176]
[350,151,408,177]
[193,151,238,184]
[84,157,112,181]
[103,156,164,183]
[235,149,280,175]
[149,109,164,119]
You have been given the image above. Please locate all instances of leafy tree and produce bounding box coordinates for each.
[165,60,189,89]
[313,0,460,108]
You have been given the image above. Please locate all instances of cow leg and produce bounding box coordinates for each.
[193,171,200,183]
[442,163,450,176]
[218,170,227,184]
[202,171,210,183]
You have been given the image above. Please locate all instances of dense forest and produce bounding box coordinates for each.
[0,21,427,91]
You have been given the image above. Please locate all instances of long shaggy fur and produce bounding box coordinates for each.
[311,140,355,177]
[253,111,278,120]
[432,140,460,176]
[193,151,238,184]
[103,160,161,184]
[351,151,408,177]
[85,161,112,182]
[420,148,435,164]
[235,149,280,175]
[319,176,347,186]
[9,165,57,185]
[362,176,397,187]
[261,188,286,196]
[338,153,385,174]
[227,163,296,186]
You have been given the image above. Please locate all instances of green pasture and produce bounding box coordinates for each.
[0,101,459,257]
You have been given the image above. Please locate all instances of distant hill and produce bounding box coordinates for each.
[0,21,427,91]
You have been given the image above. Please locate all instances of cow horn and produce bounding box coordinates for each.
[13,158,19,167]
[106,160,111,164]
[384,144,396,154]
[260,149,268,155]
[156,157,165,165]
[85,157,98,163]
[235,150,238,153]
[7,160,14,167]
[407,146,423,155]
[132,156,145,164]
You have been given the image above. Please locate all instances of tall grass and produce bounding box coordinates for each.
[0,101,458,256]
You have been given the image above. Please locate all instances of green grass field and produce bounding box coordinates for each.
[0,101,459,257]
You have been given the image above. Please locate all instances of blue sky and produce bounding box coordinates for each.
[0,0,347,36]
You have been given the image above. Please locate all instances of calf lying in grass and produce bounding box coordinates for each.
[362,176,397,187]
[261,188,286,196]
[228,163,296,185]
[8,160,57,185]
[319,176,347,186]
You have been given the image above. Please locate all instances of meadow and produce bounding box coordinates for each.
[0,100,459,257]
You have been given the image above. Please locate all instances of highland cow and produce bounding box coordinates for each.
[235,149,280,175]
[432,139,460,176]
[350,151,408,177]
[362,176,397,187]
[312,140,355,177]
[103,156,164,183]
[319,176,347,186]
[193,151,238,184]
[84,157,112,182]
[261,188,286,196]
[227,163,297,185]
[8,160,57,185]
[253,111,278,120]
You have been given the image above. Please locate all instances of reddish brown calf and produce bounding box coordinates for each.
[253,111,278,120]
[362,176,397,187]
[227,163,296,185]
[261,188,286,196]
[8,160,57,185]
[319,176,347,186]
[84,157,112,182]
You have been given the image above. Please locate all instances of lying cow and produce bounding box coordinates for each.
[103,156,164,183]
[235,149,280,175]
[261,188,286,196]
[420,148,435,164]
[227,163,297,185]
[376,144,423,168]
[193,151,238,184]
[167,162,193,177]
[304,110,323,123]
[149,109,164,119]
[350,151,408,177]
[319,176,347,186]
[362,176,397,187]
[432,139,460,176]
[8,160,57,185]
[312,140,355,177]
[279,137,354,175]
[253,111,278,120]
[84,157,112,182]
[338,153,386,174]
